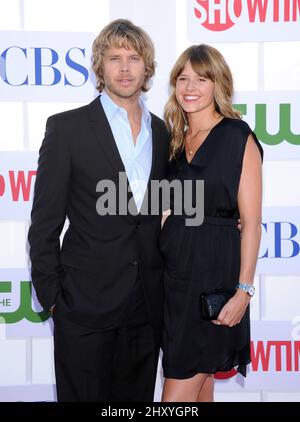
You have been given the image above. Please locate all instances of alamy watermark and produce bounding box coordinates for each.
[96,172,204,227]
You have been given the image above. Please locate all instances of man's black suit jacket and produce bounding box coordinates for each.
[28,96,170,330]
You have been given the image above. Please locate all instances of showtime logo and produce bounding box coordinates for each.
[0,152,38,220]
[0,170,36,201]
[215,340,300,379]
[194,0,300,31]
[195,0,243,30]
[188,0,300,42]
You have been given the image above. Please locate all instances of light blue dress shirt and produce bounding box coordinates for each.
[100,91,152,212]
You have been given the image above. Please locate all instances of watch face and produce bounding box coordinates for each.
[248,286,255,296]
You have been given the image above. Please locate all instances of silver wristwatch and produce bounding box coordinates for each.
[236,283,255,297]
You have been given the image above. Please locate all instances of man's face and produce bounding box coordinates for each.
[102,46,146,101]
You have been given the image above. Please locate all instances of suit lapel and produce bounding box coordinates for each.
[139,115,160,216]
[149,113,159,184]
[87,96,138,218]
[87,96,125,176]
[87,96,160,218]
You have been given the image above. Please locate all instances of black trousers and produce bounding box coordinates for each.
[53,278,161,402]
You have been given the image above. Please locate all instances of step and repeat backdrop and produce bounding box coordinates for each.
[0,0,300,402]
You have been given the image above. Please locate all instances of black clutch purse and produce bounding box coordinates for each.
[200,288,235,321]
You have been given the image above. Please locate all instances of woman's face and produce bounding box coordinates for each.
[175,61,215,115]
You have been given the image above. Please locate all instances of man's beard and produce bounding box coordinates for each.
[106,80,143,100]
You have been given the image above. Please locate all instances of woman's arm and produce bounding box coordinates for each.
[237,134,263,284]
[213,134,262,327]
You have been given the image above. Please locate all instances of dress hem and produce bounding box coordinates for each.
[163,359,251,380]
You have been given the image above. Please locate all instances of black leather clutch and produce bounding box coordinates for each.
[200,289,235,321]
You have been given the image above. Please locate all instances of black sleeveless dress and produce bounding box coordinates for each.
[159,117,263,379]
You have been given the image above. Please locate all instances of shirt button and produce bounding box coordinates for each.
[131,260,138,266]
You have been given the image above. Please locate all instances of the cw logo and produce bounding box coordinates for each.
[0,281,49,324]
[235,103,300,145]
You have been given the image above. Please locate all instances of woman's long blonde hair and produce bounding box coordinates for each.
[164,44,241,160]
[92,19,155,93]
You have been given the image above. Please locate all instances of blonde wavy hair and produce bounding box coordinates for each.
[164,44,241,160]
[92,19,155,93]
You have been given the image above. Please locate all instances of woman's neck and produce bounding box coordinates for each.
[187,109,221,135]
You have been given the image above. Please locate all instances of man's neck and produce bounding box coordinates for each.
[105,89,142,121]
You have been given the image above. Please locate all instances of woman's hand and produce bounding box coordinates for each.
[49,304,55,317]
[212,289,250,327]
[161,209,171,228]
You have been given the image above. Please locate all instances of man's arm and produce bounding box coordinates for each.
[28,115,71,311]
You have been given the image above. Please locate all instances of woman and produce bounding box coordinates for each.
[160,44,263,402]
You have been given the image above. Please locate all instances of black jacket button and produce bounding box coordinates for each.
[131,260,138,266]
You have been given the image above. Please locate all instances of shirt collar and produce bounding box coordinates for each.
[100,90,151,125]
[139,95,151,127]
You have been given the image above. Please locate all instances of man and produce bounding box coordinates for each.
[28,19,169,402]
